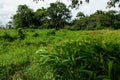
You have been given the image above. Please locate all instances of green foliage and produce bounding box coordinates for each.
[18,28,25,40]
[13,5,34,28]
[34,8,48,28]
[46,29,56,36]
[12,2,71,30]
[0,32,17,42]
[76,11,85,19]
[38,36,120,80]
[0,29,120,80]
[74,16,90,30]
[74,10,120,30]
[32,32,39,37]
[11,3,120,30]
[46,2,71,30]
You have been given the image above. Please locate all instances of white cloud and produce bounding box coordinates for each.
[0,3,3,9]
[72,0,109,16]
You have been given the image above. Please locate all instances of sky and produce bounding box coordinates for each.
[0,0,119,25]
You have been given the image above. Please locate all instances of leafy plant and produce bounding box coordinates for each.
[37,37,120,80]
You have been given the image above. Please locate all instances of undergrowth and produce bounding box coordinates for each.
[0,29,120,80]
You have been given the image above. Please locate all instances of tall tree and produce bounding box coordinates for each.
[74,10,116,30]
[90,12,111,29]
[114,12,120,29]
[46,2,71,30]
[106,10,120,29]
[13,5,34,28]
[34,8,47,28]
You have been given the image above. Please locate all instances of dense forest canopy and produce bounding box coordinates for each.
[9,2,120,30]
[11,2,71,30]
[3,0,119,29]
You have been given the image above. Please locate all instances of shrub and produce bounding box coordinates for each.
[18,28,25,40]
[1,32,16,42]
[32,33,39,37]
[47,29,56,36]
[38,37,120,80]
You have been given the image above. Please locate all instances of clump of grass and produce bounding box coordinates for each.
[1,32,17,42]
[32,33,39,37]
[24,47,54,80]
[47,29,56,36]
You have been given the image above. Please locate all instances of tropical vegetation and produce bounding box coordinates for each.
[0,1,120,80]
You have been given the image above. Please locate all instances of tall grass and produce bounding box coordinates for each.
[0,29,120,80]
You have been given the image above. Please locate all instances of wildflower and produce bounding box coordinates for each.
[90,32,94,38]
[49,45,53,53]
[61,41,65,45]
[88,41,91,45]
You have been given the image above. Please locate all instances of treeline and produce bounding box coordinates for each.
[7,2,71,30]
[73,10,120,30]
[7,2,120,30]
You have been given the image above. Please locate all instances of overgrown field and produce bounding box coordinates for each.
[0,29,120,80]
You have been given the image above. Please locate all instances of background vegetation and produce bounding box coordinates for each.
[6,2,120,30]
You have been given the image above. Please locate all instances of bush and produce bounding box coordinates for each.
[1,32,16,42]
[38,37,120,80]
[32,33,39,37]
[18,28,25,40]
[47,29,56,36]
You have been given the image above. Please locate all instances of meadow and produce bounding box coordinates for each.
[0,29,120,80]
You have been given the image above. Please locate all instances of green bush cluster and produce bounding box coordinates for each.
[0,32,17,42]
[38,37,120,80]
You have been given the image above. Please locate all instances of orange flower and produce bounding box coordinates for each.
[61,41,65,45]
[90,32,94,38]
[49,45,53,53]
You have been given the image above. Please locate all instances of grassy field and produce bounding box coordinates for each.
[0,29,120,80]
